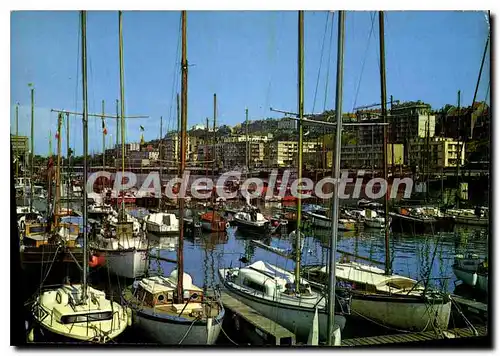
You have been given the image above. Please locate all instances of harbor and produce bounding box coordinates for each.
[11,9,490,348]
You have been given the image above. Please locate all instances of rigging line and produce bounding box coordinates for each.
[311,11,330,114]
[322,11,335,112]
[352,11,377,111]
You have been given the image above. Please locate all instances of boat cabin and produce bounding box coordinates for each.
[230,261,314,297]
[132,272,204,316]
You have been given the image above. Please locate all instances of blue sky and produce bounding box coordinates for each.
[11,11,490,155]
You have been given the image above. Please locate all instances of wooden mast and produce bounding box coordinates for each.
[118,11,126,219]
[177,10,188,304]
[294,10,304,288]
[327,10,345,346]
[80,9,89,301]
[159,115,163,209]
[379,11,391,276]
[54,113,63,227]
[212,93,217,226]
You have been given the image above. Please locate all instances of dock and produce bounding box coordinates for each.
[220,292,296,345]
[341,326,487,346]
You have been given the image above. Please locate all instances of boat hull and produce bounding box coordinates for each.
[201,220,228,232]
[350,293,451,331]
[95,249,148,279]
[132,309,223,345]
[222,284,344,344]
[234,219,270,235]
[476,274,488,293]
[145,222,179,236]
[453,267,478,287]
[454,217,488,227]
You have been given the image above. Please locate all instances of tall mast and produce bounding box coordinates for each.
[102,100,106,169]
[245,108,249,174]
[212,93,217,223]
[54,113,63,226]
[119,11,126,219]
[294,10,304,289]
[30,85,34,213]
[159,115,163,209]
[15,103,19,178]
[177,93,180,177]
[66,112,70,214]
[177,10,188,304]
[379,11,391,276]
[116,99,119,178]
[80,10,89,301]
[327,10,345,346]
[456,90,461,209]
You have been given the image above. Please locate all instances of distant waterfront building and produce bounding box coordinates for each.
[266,141,322,167]
[408,137,465,168]
[323,143,404,169]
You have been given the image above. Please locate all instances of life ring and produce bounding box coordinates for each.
[225,222,230,230]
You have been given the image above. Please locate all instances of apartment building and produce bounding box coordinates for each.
[408,137,465,168]
[323,143,404,169]
[266,141,322,167]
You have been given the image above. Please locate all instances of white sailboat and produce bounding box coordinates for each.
[89,11,150,280]
[144,212,180,235]
[218,261,346,343]
[219,11,348,346]
[30,12,130,343]
[302,262,452,331]
[303,11,452,333]
[122,11,224,344]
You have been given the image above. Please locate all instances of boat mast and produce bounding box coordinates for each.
[80,9,89,301]
[115,98,119,193]
[176,10,188,304]
[455,90,461,209]
[245,108,249,175]
[102,100,106,170]
[15,103,19,178]
[379,11,391,276]
[119,11,126,220]
[327,10,345,346]
[54,113,63,227]
[212,93,217,224]
[159,115,163,209]
[294,10,304,289]
[176,93,180,177]
[30,85,34,213]
[66,112,70,213]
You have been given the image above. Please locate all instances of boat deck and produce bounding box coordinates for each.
[220,292,296,345]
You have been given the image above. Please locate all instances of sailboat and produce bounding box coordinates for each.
[90,11,148,279]
[30,12,130,343]
[219,11,349,345]
[301,12,451,333]
[122,12,224,345]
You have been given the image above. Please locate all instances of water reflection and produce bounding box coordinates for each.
[126,206,489,297]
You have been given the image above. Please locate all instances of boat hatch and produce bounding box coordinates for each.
[60,311,113,324]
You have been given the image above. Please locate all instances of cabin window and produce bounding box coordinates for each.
[157,294,165,302]
[162,215,171,225]
[60,312,113,324]
[243,278,266,293]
